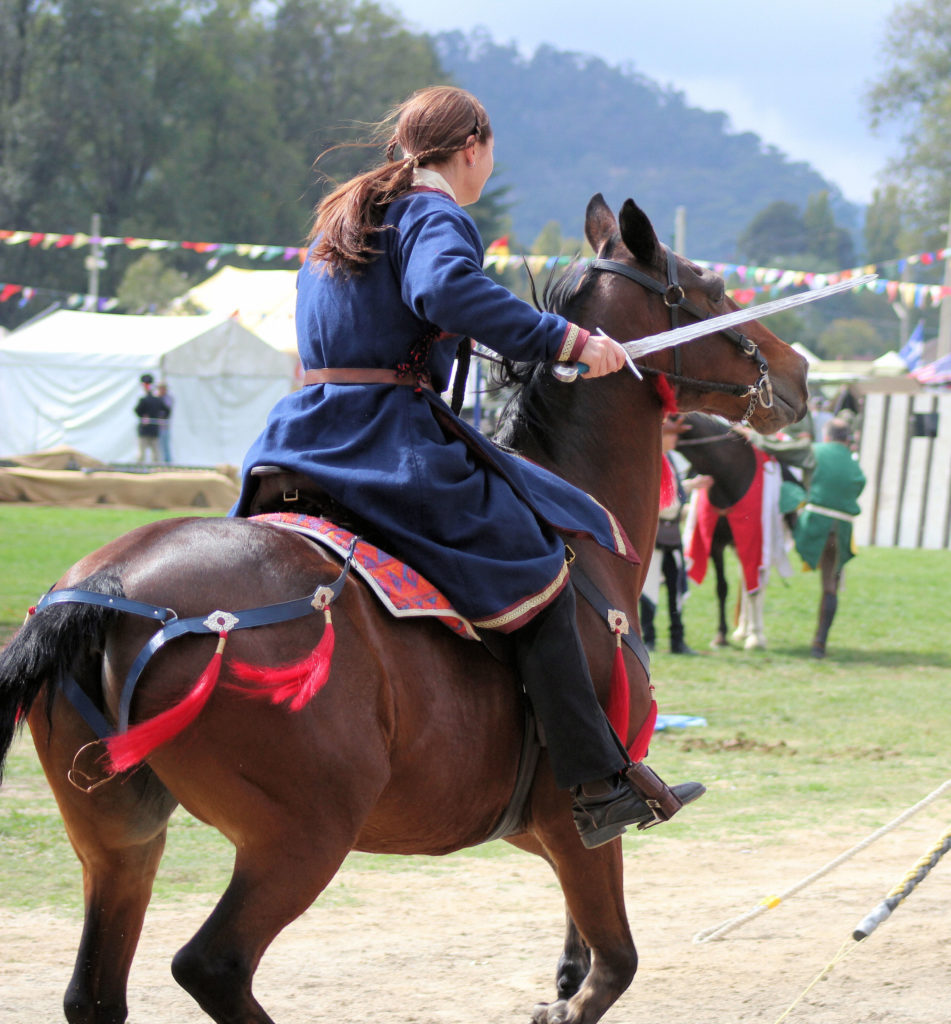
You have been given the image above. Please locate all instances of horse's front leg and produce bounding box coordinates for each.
[505,833,591,1000]
[536,837,635,1024]
[523,793,635,1024]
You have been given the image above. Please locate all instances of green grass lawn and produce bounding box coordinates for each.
[1,505,950,914]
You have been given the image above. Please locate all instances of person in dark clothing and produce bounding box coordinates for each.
[639,418,712,655]
[232,85,703,847]
[134,374,170,464]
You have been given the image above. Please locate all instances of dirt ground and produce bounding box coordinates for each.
[2,812,950,1024]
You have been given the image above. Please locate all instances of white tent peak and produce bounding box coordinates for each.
[184,266,298,354]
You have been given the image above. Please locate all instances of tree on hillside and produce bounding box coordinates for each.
[866,0,951,246]
[0,0,452,330]
[816,317,886,360]
[737,194,854,269]
[434,29,857,261]
[736,201,807,265]
[803,191,855,268]
[267,0,447,227]
[863,184,907,263]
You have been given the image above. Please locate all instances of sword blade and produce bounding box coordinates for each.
[622,273,877,358]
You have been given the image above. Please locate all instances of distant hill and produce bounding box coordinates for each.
[435,30,861,262]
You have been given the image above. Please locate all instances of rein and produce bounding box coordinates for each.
[675,429,745,448]
[590,247,773,420]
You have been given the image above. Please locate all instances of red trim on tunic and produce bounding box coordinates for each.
[686,448,767,594]
[556,323,589,363]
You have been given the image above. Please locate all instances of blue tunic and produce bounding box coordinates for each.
[233,188,635,629]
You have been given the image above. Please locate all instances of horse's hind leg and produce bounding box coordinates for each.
[743,587,767,650]
[170,830,353,1024]
[29,703,177,1024]
[711,544,730,646]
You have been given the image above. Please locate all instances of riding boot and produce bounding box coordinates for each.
[668,598,696,655]
[811,592,838,658]
[669,619,697,656]
[509,581,705,848]
[665,550,695,655]
[638,594,656,651]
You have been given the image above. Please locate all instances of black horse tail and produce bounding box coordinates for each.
[0,570,124,783]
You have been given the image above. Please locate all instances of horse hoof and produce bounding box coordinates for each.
[710,633,729,648]
[744,635,766,651]
[532,1000,570,1024]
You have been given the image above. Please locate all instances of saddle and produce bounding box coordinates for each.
[248,465,378,540]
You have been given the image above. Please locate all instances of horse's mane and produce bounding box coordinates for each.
[492,258,595,453]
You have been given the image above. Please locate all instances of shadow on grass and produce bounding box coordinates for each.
[767,644,951,669]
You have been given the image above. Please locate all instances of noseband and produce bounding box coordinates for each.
[590,247,773,420]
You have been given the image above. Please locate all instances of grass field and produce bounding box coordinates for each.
[1,504,950,915]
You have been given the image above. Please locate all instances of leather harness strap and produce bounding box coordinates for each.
[304,368,435,390]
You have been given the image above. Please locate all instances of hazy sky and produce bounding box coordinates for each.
[389,0,903,205]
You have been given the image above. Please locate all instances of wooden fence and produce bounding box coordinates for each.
[855,390,951,550]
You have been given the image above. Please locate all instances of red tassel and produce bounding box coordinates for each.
[105,633,227,773]
[628,696,657,763]
[652,373,678,416]
[659,454,675,509]
[227,609,335,710]
[605,633,630,740]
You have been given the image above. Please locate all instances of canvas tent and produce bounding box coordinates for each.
[184,266,299,356]
[0,310,297,466]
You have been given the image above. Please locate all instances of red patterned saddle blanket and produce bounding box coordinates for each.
[251,511,478,640]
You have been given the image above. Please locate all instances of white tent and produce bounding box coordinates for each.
[184,266,299,355]
[0,310,297,466]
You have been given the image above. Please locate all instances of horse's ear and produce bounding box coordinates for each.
[618,199,661,266]
[584,193,618,253]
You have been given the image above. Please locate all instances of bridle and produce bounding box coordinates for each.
[590,246,773,421]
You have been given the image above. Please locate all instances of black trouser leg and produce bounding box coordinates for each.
[661,547,686,647]
[510,582,625,790]
[638,594,656,645]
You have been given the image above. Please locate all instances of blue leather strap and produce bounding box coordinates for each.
[42,537,357,738]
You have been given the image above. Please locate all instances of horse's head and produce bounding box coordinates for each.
[568,194,808,434]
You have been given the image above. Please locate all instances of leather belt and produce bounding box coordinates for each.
[304,368,434,390]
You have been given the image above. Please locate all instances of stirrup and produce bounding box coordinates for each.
[623,761,698,829]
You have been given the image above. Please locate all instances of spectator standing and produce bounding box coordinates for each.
[639,418,712,655]
[793,418,866,658]
[155,381,174,463]
[134,374,169,464]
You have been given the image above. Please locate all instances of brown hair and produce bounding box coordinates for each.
[308,86,492,273]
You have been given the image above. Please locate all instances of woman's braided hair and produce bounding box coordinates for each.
[308,86,491,274]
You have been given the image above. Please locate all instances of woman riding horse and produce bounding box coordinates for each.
[0,162,810,1024]
[233,85,702,848]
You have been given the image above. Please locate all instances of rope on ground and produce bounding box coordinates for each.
[770,937,864,1024]
[771,822,951,1023]
[693,777,951,944]
[852,822,951,939]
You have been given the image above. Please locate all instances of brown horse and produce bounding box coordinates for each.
[675,413,797,649]
[675,412,764,647]
[0,194,807,1024]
